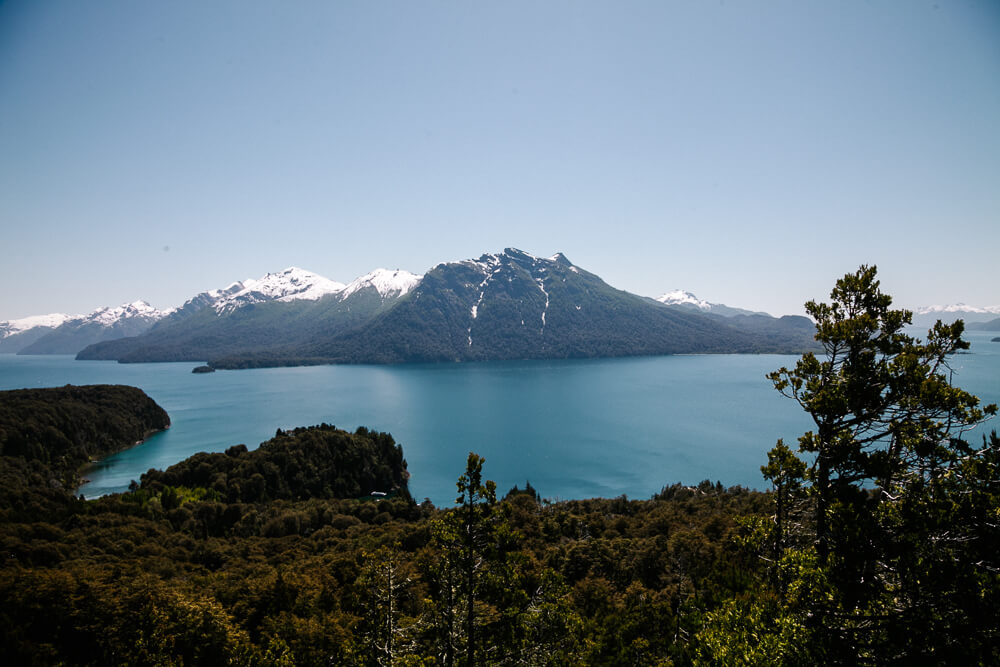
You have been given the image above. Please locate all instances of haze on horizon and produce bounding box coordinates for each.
[1,1,998,321]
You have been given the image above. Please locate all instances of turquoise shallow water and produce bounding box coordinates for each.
[1,332,997,506]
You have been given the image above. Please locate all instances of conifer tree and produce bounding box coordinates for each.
[428,453,502,667]
[760,265,998,662]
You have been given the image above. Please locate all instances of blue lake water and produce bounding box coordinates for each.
[1,331,997,506]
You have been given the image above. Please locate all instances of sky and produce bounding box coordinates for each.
[1,0,998,320]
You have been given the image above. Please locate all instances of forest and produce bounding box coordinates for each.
[2,267,998,665]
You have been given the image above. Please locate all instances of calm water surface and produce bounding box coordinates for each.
[2,332,997,506]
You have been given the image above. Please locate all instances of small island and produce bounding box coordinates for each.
[192,365,215,373]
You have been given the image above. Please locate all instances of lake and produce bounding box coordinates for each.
[2,331,997,506]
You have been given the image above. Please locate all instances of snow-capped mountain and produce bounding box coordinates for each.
[84,301,167,327]
[911,303,1000,328]
[0,312,75,337]
[184,266,419,313]
[339,268,422,301]
[11,267,397,357]
[153,267,346,324]
[656,290,769,318]
[915,303,1000,315]
[18,301,170,355]
[657,290,712,310]
[213,267,346,313]
[279,248,814,366]
[0,313,77,352]
[77,249,818,367]
[77,267,423,363]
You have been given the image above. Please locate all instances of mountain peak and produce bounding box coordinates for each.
[657,290,711,310]
[502,247,537,259]
[341,268,422,300]
[207,267,345,313]
[239,267,345,303]
[656,290,770,318]
[85,300,168,326]
[86,300,164,326]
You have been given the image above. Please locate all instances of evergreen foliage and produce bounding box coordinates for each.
[0,401,764,664]
[0,385,169,486]
[3,267,998,663]
[140,424,410,504]
[695,266,1000,665]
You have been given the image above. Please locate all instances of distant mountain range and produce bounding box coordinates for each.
[64,249,815,367]
[911,304,1000,329]
[14,249,992,367]
[79,266,422,364]
[4,250,996,367]
[0,313,75,352]
[15,301,167,355]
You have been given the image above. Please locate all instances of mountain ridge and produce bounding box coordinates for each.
[911,303,1000,328]
[17,301,169,355]
[9,250,831,363]
[196,248,818,368]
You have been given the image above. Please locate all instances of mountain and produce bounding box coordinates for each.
[656,290,770,318]
[0,313,75,352]
[78,267,422,363]
[968,317,1000,332]
[339,268,421,302]
[12,267,349,357]
[911,303,1000,328]
[17,302,168,355]
[201,266,346,314]
[207,249,817,368]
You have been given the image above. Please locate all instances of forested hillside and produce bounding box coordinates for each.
[78,283,398,364]
[0,385,169,477]
[0,431,766,665]
[141,424,410,504]
[2,268,998,665]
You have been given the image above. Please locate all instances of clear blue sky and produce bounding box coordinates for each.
[1,0,998,320]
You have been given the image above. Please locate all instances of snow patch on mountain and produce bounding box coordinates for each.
[340,268,423,301]
[457,249,574,345]
[466,258,503,347]
[536,277,549,330]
